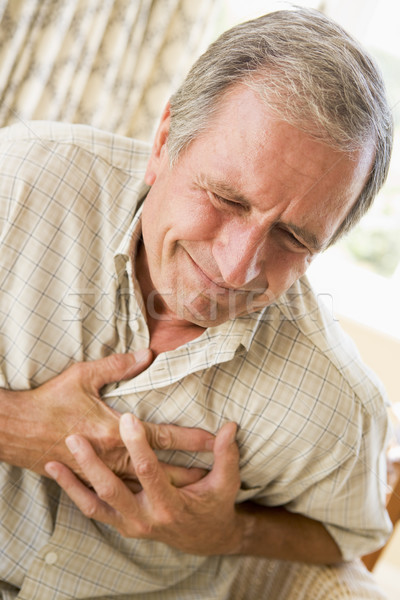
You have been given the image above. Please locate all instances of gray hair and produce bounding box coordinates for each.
[168,7,393,244]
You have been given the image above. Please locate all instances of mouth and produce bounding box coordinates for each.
[183,247,269,297]
[184,249,236,292]
[178,246,271,319]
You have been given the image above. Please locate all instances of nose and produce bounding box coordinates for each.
[211,223,267,290]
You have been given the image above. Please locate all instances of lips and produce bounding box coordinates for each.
[180,242,269,300]
[184,248,233,292]
[194,262,230,289]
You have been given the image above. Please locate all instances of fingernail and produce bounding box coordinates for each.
[44,463,59,478]
[120,413,136,435]
[131,349,150,363]
[65,435,81,453]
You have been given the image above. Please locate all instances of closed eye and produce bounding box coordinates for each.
[279,227,308,250]
[211,192,249,212]
[214,193,237,206]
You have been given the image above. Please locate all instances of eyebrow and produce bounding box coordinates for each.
[197,174,324,253]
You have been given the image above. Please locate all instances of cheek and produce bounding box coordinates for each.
[267,252,310,292]
[171,191,221,242]
[142,192,219,259]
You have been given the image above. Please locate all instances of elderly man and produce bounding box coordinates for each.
[0,7,393,600]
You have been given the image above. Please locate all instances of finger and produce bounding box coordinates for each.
[162,464,208,487]
[197,423,240,497]
[122,464,208,489]
[80,350,153,392]
[120,414,174,504]
[44,461,117,523]
[64,434,138,515]
[140,421,215,453]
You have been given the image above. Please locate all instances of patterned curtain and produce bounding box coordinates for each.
[0,0,218,142]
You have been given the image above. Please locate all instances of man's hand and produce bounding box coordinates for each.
[45,414,343,563]
[45,415,242,555]
[0,352,215,488]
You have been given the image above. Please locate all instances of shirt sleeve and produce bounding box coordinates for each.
[246,389,393,561]
[232,314,393,561]
[296,400,393,561]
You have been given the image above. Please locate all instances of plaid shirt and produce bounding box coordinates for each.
[0,122,391,599]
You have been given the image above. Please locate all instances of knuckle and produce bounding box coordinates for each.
[154,424,173,450]
[81,499,99,519]
[135,457,159,479]
[158,507,174,527]
[139,521,153,537]
[142,524,155,539]
[97,483,119,504]
[119,520,152,539]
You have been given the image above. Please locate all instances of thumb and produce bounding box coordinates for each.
[83,349,153,391]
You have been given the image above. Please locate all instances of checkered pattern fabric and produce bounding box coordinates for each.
[0,122,391,599]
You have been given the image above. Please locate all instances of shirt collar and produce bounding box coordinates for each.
[114,181,148,261]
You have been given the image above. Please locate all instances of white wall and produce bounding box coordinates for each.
[339,316,400,407]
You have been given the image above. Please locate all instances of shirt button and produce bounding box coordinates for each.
[44,551,58,565]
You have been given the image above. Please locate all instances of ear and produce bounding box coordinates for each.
[145,103,171,186]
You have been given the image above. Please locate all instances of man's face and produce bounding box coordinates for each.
[139,85,374,327]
